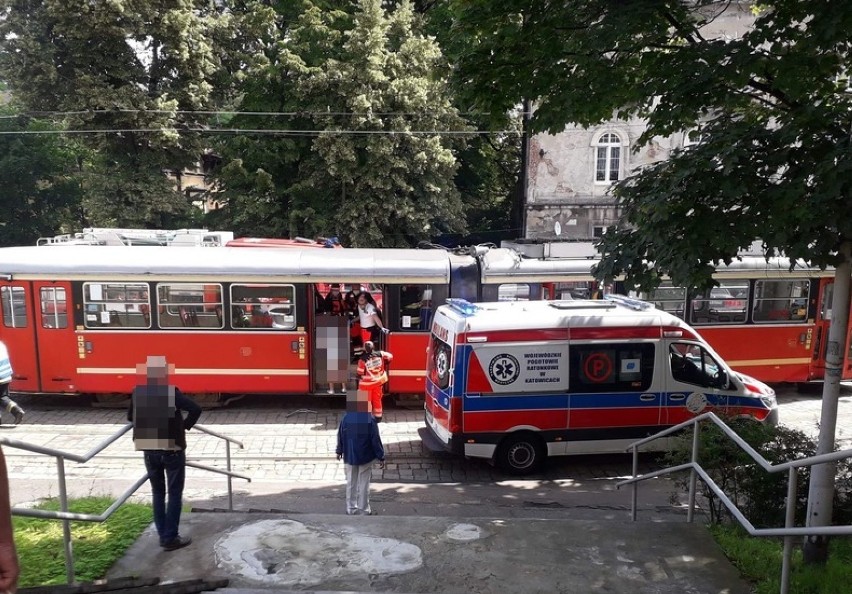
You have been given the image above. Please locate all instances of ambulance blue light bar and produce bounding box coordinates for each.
[446,298,479,316]
[603,294,655,311]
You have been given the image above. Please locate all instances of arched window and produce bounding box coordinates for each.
[594,132,621,183]
[684,129,702,148]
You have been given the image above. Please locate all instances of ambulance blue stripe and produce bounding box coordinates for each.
[461,393,664,412]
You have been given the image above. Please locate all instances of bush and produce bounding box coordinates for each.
[664,418,852,528]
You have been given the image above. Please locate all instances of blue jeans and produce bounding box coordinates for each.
[144,450,186,544]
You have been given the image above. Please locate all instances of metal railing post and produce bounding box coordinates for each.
[631,444,638,521]
[780,466,798,594]
[226,440,233,511]
[687,422,700,523]
[56,456,75,584]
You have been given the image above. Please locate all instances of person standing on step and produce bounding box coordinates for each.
[128,356,201,552]
[336,390,385,516]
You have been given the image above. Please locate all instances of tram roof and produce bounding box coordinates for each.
[0,246,459,283]
[479,248,829,283]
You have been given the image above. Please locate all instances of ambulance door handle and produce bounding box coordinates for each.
[670,394,686,401]
[639,394,656,401]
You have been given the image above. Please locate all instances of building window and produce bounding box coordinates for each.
[684,129,702,148]
[595,132,621,183]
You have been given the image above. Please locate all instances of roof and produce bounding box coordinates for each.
[0,246,457,283]
[437,298,691,334]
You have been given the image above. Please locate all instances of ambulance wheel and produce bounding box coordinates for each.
[496,433,545,475]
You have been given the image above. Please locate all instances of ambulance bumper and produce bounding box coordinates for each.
[764,407,780,426]
[417,427,466,456]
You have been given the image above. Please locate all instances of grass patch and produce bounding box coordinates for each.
[13,496,152,587]
[710,523,852,593]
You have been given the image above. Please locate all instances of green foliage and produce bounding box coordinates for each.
[665,420,852,528]
[448,0,852,287]
[711,524,852,594]
[13,496,152,587]
[0,109,85,246]
[0,0,263,229]
[213,0,467,246]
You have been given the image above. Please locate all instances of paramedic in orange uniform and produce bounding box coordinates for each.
[356,341,393,422]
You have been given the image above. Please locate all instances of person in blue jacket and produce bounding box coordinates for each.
[0,340,25,426]
[336,389,385,516]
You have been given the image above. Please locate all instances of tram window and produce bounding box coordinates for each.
[1,286,28,328]
[644,283,687,319]
[157,284,223,329]
[570,343,655,393]
[398,284,445,331]
[83,283,151,329]
[230,284,296,330]
[498,283,530,301]
[40,287,68,329]
[753,280,810,323]
[690,283,748,325]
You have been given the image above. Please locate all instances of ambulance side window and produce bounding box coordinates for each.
[669,343,728,389]
[569,343,655,393]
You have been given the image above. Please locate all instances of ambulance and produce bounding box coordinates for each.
[418,296,779,475]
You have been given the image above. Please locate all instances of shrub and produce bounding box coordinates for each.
[664,419,830,527]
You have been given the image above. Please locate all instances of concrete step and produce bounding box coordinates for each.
[108,512,748,594]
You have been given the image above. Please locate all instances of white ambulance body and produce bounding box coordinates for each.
[419,297,778,475]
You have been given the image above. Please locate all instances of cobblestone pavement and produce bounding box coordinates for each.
[1,384,850,502]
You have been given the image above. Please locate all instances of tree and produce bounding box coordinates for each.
[0,0,258,228]
[449,0,852,563]
[214,0,466,246]
[0,108,84,245]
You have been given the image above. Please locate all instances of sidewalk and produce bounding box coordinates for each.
[107,512,749,594]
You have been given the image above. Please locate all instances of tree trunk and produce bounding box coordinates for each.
[803,241,852,564]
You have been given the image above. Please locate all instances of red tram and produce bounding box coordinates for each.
[0,243,849,399]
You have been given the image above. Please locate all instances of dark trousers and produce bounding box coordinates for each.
[0,383,17,425]
[144,450,186,544]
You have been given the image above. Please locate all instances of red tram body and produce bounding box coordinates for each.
[0,243,849,399]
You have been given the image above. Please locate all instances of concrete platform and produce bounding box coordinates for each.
[107,512,749,594]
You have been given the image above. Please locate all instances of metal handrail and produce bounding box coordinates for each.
[616,411,852,594]
[1,421,251,585]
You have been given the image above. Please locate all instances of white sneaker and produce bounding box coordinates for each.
[327,388,335,395]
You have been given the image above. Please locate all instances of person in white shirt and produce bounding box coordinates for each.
[356,293,387,347]
[0,341,24,426]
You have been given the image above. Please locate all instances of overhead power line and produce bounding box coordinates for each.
[0,127,520,136]
[0,108,512,118]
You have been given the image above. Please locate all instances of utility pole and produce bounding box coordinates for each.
[803,241,852,564]
[516,98,531,239]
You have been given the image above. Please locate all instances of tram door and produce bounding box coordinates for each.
[0,282,40,392]
[811,279,852,381]
[33,281,78,393]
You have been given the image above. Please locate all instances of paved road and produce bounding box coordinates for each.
[2,385,851,515]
